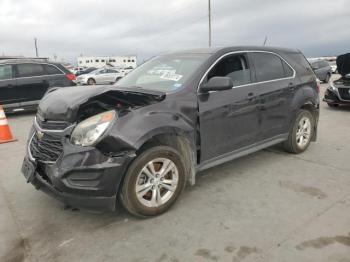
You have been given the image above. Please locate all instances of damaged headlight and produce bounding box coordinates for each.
[329,82,337,91]
[70,110,116,146]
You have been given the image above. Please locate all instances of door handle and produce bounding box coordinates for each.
[288,83,295,91]
[247,92,255,101]
[6,84,14,88]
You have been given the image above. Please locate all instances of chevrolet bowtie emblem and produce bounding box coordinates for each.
[36,131,44,140]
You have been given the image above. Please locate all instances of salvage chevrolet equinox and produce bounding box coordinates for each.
[22,46,319,217]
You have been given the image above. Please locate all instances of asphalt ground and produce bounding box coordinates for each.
[1,74,349,262]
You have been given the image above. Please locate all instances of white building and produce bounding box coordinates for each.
[77,56,137,68]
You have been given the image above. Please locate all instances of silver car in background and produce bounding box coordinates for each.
[76,68,124,85]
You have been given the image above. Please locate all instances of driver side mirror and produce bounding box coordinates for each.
[200,76,233,93]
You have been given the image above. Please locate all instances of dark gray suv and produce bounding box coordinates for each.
[22,46,319,217]
[310,60,332,83]
[0,59,76,113]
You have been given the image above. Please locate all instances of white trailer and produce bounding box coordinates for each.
[77,56,137,69]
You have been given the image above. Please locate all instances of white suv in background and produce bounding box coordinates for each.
[76,68,124,85]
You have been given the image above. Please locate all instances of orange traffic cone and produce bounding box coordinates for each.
[0,105,16,144]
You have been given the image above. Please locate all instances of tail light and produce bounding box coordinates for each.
[66,73,76,81]
[316,83,320,93]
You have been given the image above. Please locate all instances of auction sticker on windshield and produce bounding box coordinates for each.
[160,72,183,81]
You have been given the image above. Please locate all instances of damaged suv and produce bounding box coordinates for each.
[324,53,350,107]
[22,46,319,217]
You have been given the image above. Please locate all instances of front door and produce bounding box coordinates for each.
[198,53,260,162]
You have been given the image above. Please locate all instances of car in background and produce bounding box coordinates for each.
[0,59,76,113]
[70,66,87,75]
[329,61,338,74]
[75,67,97,77]
[324,53,350,107]
[310,60,332,83]
[76,68,124,85]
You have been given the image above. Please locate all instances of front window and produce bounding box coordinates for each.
[116,54,209,92]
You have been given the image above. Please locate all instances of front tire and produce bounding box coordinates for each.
[87,78,96,85]
[283,110,314,154]
[120,146,186,217]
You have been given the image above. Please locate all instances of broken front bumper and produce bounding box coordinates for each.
[22,124,135,211]
[323,87,350,105]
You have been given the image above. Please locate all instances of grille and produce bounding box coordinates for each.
[36,117,71,130]
[29,132,63,162]
[338,88,350,101]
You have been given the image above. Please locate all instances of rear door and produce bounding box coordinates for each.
[311,61,323,80]
[198,52,260,162]
[95,69,109,84]
[0,64,18,105]
[15,63,49,102]
[248,52,296,141]
[106,69,121,82]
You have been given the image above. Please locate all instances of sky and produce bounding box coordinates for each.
[0,0,349,64]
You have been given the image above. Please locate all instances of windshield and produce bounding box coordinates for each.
[116,53,209,92]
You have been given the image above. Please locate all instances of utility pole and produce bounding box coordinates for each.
[34,38,39,57]
[208,0,212,47]
[263,36,268,46]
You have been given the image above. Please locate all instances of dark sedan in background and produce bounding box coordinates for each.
[310,60,332,83]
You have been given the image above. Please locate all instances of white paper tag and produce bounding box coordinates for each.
[160,72,183,81]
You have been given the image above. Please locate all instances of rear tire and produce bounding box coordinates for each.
[120,146,186,217]
[87,78,96,85]
[283,110,314,154]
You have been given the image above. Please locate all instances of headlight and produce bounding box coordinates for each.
[329,82,336,91]
[70,110,116,146]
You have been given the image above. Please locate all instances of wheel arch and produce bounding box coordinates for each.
[135,131,197,186]
[298,100,319,141]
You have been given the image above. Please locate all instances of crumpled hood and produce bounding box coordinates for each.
[38,85,165,122]
[336,53,350,77]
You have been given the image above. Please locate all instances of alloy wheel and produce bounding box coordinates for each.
[296,116,311,148]
[135,158,178,208]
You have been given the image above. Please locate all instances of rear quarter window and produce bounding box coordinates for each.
[17,63,45,77]
[250,52,286,82]
[44,64,63,75]
[286,52,314,76]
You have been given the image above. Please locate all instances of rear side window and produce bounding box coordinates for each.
[208,53,252,86]
[319,61,329,68]
[0,65,13,80]
[17,63,45,77]
[43,64,62,75]
[250,53,286,82]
